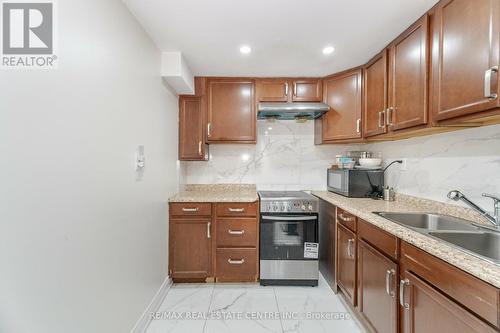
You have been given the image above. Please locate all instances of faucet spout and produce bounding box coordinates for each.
[447,190,499,228]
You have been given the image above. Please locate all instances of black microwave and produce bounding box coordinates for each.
[327,168,384,198]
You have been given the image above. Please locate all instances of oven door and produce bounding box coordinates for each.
[260,214,318,260]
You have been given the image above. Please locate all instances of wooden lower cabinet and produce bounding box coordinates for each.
[169,218,212,281]
[216,248,258,282]
[169,201,259,283]
[401,271,497,333]
[335,210,499,333]
[337,223,357,305]
[357,240,398,333]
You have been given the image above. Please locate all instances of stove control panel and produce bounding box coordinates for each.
[260,200,319,213]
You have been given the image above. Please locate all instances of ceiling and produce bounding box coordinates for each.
[124,0,439,77]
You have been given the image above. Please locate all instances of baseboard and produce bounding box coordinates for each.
[130,275,172,333]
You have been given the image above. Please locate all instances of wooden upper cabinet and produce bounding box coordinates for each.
[321,69,362,142]
[388,15,429,131]
[431,0,500,122]
[179,96,208,160]
[256,79,289,102]
[207,78,256,143]
[358,240,398,333]
[292,79,323,102]
[364,51,389,137]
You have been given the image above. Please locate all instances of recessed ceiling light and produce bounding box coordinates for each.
[240,45,251,54]
[322,46,335,55]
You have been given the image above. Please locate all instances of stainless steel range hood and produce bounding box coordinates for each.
[257,102,330,120]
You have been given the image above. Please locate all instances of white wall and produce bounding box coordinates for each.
[181,122,500,210]
[0,1,178,332]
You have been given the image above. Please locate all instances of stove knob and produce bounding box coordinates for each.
[301,204,306,211]
[308,204,313,211]
[281,205,285,211]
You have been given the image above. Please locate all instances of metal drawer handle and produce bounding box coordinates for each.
[207,222,211,239]
[182,207,199,212]
[227,258,245,265]
[228,208,245,213]
[386,269,395,297]
[484,66,498,100]
[347,239,355,258]
[285,82,289,96]
[293,82,297,96]
[228,229,245,235]
[339,213,355,222]
[399,279,410,310]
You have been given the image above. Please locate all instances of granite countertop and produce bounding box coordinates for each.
[312,191,500,289]
[169,184,259,203]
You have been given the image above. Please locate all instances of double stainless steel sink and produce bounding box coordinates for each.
[373,212,500,265]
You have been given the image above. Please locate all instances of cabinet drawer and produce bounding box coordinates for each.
[216,248,257,281]
[216,218,257,247]
[216,202,257,217]
[401,241,500,328]
[170,203,212,217]
[336,208,357,232]
[358,219,399,260]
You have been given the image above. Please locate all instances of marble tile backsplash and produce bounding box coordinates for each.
[180,121,500,209]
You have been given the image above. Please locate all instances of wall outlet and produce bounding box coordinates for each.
[400,158,408,171]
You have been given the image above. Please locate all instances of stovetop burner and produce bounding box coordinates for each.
[258,191,319,213]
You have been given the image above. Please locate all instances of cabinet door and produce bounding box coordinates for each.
[179,96,207,160]
[170,218,211,280]
[431,0,500,121]
[207,79,256,143]
[337,224,356,305]
[319,199,336,291]
[256,79,289,102]
[358,240,398,333]
[401,271,497,333]
[388,15,429,131]
[364,51,388,137]
[322,69,363,141]
[292,79,322,102]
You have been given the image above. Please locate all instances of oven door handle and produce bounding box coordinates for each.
[261,215,317,221]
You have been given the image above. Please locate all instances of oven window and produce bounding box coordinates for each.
[260,216,318,260]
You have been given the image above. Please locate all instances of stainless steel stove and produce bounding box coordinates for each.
[258,191,319,286]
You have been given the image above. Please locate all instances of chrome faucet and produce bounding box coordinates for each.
[447,190,500,228]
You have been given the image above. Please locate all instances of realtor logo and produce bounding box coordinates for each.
[1,0,57,68]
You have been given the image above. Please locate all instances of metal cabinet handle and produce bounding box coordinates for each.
[228,229,245,235]
[207,222,211,239]
[293,82,297,96]
[182,207,199,212]
[386,269,395,297]
[198,141,202,156]
[356,119,361,134]
[339,213,355,222]
[399,279,410,309]
[285,82,289,96]
[227,258,245,265]
[228,208,245,213]
[378,111,385,128]
[207,123,211,137]
[484,66,498,100]
[347,239,355,258]
[387,107,394,126]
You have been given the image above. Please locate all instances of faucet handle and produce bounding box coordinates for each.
[482,193,500,203]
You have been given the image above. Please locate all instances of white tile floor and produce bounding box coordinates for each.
[146,274,363,333]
